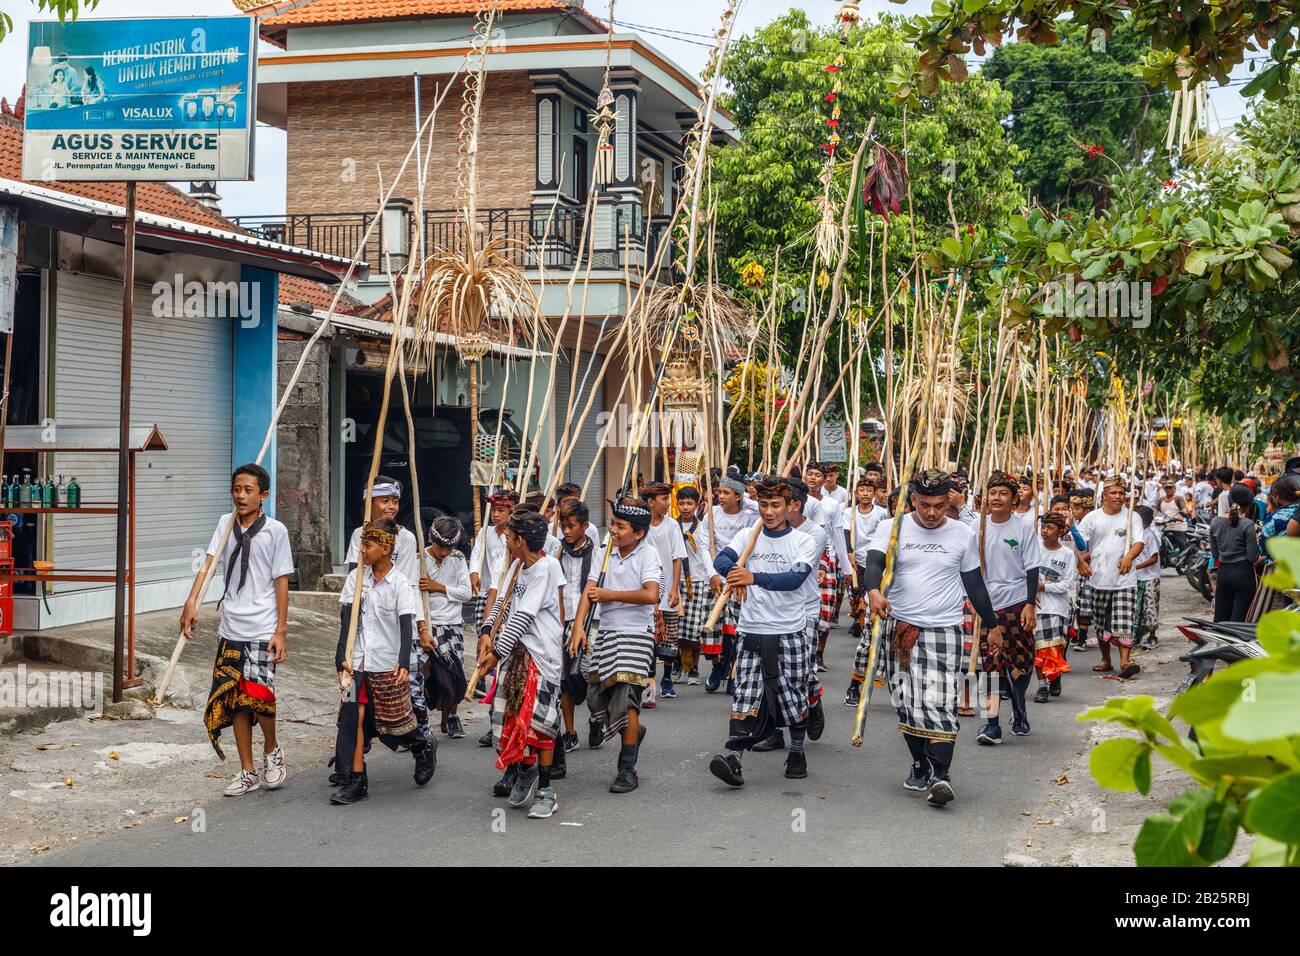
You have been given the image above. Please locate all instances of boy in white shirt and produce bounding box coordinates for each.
[553,498,596,764]
[331,518,433,805]
[674,486,722,686]
[709,478,820,787]
[184,463,293,797]
[1133,505,1162,649]
[847,477,885,641]
[704,474,758,693]
[570,498,662,794]
[470,489,518,624]
[1077,479,1146,678]
[1032,512,1078,703]
[418,517,473,739]
[639,481,687,699]
[476,510,567,819]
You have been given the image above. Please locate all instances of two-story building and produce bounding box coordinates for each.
[230,0,737,580]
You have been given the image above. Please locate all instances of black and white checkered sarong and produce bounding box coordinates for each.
[1074,580,1094,620]
[1034,613,1069,650]
[730,630,810,727]
[1092,586,1137,646]
[1137,578,1160,631]
[881,618,962,741]
[489,661,562,742]
[679,582,711,644]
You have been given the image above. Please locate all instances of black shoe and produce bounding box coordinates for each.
[725,678,736,696]
[549,760,567,781]
[926,777,955,807]
[413,740,437,786]
[784,751,807,779]
[709,753,744,788]
[561,732,579,753]
[844,682,861,707]
[478,729,494,748]
[1049,676,1062,697]
[330,771,368,805]
[328,770,349,787]
[807,701,825,741]
[446,715,465,739]
[904,761,932,792]
[1033,684,1050,704]
[587,720,605,749]
[492,766,517,797]
[609,765,639,794]
[753,731,785,752]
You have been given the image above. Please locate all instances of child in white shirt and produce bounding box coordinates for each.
[418,516,473,739]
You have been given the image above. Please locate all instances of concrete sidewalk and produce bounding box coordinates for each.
[6,594,357,727]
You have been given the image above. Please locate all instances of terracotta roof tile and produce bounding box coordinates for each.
[0,105,364,315]
[242,0,578,34]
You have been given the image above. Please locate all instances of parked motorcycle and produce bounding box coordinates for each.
[1175,618,1268,694]
[1181,525,1214,601]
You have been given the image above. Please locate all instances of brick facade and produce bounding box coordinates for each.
[286,71,537,216]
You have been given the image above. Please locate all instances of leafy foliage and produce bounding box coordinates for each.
[0,1,99,44]
[1081,535,1300,867]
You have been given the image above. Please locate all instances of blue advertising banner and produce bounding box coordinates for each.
[22,16,257,183]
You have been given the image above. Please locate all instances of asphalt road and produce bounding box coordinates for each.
[31,589,1194,867]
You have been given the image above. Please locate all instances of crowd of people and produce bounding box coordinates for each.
[179,453,1299,820]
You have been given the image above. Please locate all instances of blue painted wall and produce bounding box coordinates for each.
[232,266,279,516]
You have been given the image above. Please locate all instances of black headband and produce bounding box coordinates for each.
[609,499,652,530]
[908,468,953,497]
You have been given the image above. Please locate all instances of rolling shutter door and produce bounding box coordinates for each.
[53,273,234,591]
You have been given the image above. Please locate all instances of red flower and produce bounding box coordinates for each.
[827,118,839,127]
[1162,178,1178,191]
[1065,213,1073,219]
[1083,143,1105,158]
[1152,275,1169,296]
[825,64,841,73]
[967,224,975,235]
[825,92,837,103]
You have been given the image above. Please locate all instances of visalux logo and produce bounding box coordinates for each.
[49,886,151,936]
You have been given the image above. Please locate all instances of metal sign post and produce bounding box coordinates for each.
[111,181,136,703]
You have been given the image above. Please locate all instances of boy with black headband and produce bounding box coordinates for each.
[972,470,1045,744]
[675,485,722,686]
[804,462,852,664]
[862,469,1004,807]
[847,477,885,642]
[709,478,820,786]
[704,473,758,693]
[419,516,473,738]
[185,463,293,797]
[470,489,518,744]
[640,481,687,699]
[781,476,830,747]
[1032,512,1077,703]
[474,511,566,818]
[332,518,434,804]
[570,498,661,793]
[554,498,595,759]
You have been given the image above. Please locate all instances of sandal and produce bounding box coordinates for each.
[958,706,977,717]
[1118,663,1141,680]
[1092,663,1113,673]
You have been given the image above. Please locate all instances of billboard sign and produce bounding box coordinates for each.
[22,16,257,183]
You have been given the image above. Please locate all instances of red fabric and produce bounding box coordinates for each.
[1034,645,1072,681]
[356,679,369,705]
[493,657,553,771]
[239,678,275,703]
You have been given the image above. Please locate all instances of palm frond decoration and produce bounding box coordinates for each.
[641,281,749,360]
[409,236,545,370]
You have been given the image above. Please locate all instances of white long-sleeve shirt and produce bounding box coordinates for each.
[417,547,473,627]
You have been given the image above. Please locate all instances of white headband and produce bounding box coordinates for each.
[367,481,402,500]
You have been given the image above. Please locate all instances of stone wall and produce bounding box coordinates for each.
[275,331,331,590]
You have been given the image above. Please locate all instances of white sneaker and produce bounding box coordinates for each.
[262,746,287,789]
[224,770,260,796]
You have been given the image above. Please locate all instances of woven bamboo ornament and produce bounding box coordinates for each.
[592,86,617,186]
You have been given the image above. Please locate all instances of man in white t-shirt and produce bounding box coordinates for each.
[709,477,820,787]
[972,471,1047,744]
[858,468,1004,808]
[823,462,850,508]
[1077,479,1145,678]
[182,464,294,797]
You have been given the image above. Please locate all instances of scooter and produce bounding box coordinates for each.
[1182,526,1214,601]
[1174,619,1268,694]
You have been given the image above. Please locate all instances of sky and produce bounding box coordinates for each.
[0,0,1254,216]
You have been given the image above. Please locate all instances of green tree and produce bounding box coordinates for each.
[711,12,1025,290]
[980,20,1173,213]
[1,1,100,43]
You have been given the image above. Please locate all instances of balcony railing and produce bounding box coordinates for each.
[229,206,675,278]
